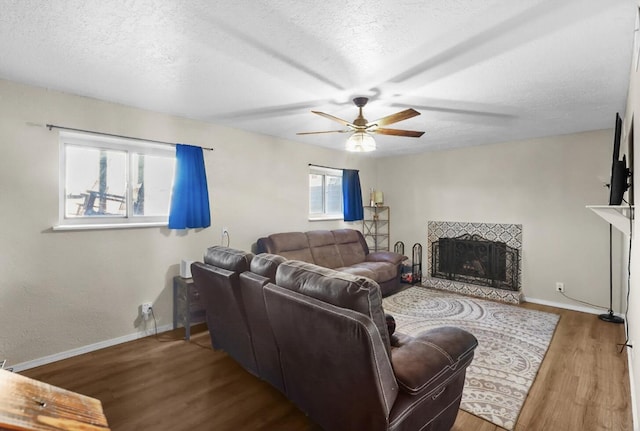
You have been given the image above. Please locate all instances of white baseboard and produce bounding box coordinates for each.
[522,296,624,318]
[9,324,173,373]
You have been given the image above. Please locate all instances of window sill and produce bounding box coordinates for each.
[53,222,168,231]
[308,216,343,222]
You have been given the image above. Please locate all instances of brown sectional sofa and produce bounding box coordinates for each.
[257,228,407,296]
[191,246,478,431]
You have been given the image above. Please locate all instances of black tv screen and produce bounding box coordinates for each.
[609,113,629,205]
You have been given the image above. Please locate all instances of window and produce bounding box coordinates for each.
[309,166,342,220]
[58,131,176,229]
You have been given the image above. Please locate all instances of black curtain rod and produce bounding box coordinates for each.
[308,163,358,172]
[45,123,214,151]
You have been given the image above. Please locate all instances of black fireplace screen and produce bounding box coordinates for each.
[431,234,519,291]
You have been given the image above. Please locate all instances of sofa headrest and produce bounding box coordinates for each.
[268,232,309,252]
[204,246,253,272]
[332,229,363,244]
[275,260,391,355]
[307,230,337,247]
[250,253,286,281]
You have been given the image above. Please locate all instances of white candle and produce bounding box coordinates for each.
[374,191,384,205]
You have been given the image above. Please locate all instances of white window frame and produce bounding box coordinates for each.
[308,166,343,221]
[55,131,175,230]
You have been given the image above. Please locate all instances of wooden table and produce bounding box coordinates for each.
[0,369,110,431]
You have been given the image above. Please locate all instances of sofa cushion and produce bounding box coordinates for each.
[347,262,398,283]
[332,229,368,266]
[275,260,391,357]
[366,251,407,265]
[250,253,287,281]
[307,230,344,269]
[267,232,314,262]
[334,266,377,280]
[204,245,253,272]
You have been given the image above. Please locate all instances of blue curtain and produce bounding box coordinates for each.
[168,144,211,229]
[342,169,363,222]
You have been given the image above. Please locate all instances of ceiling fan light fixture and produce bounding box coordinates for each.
[346,131,376,152]
[298,97,423,151]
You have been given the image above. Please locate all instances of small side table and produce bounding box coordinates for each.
[173,276,206,340]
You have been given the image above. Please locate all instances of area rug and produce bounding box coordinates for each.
[382,286,560,430]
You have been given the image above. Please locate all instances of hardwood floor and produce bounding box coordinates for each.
[22,302,632,431]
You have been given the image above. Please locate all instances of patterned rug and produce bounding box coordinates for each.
[382,286,560,430]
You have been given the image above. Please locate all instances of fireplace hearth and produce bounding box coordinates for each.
[431,234,519,291]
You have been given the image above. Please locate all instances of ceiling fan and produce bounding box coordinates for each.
[297,97,425,152]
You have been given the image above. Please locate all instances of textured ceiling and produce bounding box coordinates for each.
[0,0,636,156]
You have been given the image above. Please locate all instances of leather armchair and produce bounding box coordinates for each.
[264,260,477,431]
[191,246,257,375]
[238,253,287,393]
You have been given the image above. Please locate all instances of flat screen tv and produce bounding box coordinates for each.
[609,113,629,205]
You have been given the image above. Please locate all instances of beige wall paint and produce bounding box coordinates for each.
[0,79,375,366]
[377,131,617,308]
[1,74,629,388]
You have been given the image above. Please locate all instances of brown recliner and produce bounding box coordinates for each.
[238,253,287,393]
[190,246,257,376]
[264,260,478,431]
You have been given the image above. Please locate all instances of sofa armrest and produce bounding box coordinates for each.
[391,326,477,397]
[366,251,407,265]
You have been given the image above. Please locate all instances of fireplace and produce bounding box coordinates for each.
[431,234,519,291]
[426,221,523,304]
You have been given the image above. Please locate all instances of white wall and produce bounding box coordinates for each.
[377,131,618,307]
[0,79,375,367]
[624,30,640,427]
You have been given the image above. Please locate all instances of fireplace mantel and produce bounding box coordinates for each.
[586,205,634,236]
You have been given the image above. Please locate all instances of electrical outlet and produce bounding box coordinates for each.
[555,282,565,293]
[222,227,229,236]
[141,302,152,319]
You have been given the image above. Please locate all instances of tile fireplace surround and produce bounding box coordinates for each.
[425,221,523,304]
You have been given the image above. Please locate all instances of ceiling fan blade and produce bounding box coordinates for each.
[296,129,351,135]
[312,111,356,128]
[374,128,425,138]
[368,108,420,127]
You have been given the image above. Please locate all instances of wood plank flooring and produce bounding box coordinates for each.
[21,302,632,431]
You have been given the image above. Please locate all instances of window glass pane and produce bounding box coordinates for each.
[325,175,343,214]
[132,153,175,217]
[65,146,126,217]
[309,174,324,214]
